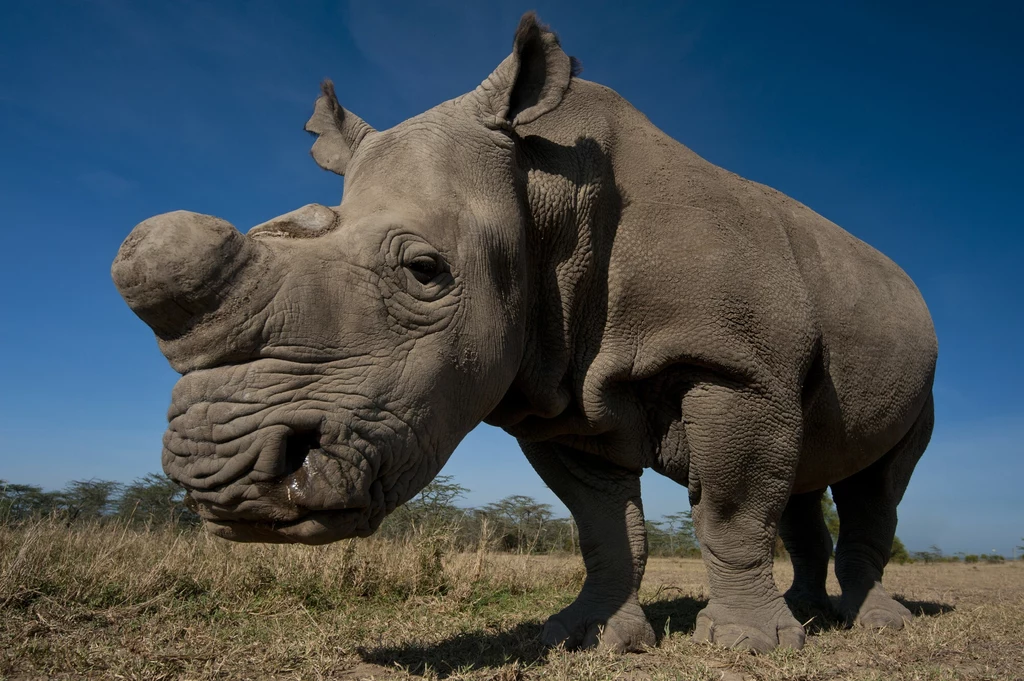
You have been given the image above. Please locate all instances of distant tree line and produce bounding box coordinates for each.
[0,475,200,528]
[906,544,1009,564]
[0,474,697,556]
[376,476,699,556]
[2,475,1016,561]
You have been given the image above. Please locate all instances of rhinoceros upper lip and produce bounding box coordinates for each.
[181,439,358,504]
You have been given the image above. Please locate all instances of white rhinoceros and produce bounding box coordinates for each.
[112,13,937,653]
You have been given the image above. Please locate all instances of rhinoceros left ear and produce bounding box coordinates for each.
[476,12,576,128]
[305,80,376,176]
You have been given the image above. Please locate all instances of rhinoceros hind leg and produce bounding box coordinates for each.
[521,442,656,653]
[779,488,835,617]
[831,393,933,629]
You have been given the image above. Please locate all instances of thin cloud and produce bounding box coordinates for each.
[79,169,137,197]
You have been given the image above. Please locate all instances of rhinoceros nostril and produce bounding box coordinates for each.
[283,429,321,477]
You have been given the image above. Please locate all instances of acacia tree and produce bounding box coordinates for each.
[482,495,554,553]
[646,520,668,554]
[59,479,123,522]
[379,475,471,539]
[911,544,945,563]
[117,473,199,527]
[0,480,61,522]
[645,511,698,557]
[405,475,469,522]
[2,476,196,526]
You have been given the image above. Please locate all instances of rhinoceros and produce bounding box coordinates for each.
[112,13,937,653]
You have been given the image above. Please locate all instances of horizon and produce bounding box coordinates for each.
[1,1,1021,557]
[2,472,1018,560]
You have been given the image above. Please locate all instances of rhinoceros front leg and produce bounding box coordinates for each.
[520,442,656,653]
[684,384,806,652]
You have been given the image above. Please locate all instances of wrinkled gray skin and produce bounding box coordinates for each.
[113,14,937,654]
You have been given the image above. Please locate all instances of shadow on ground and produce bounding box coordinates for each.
[359,598,717,677]
[789,596,956,635]
[358,621,548,678]
[643,594,707,641]
[359,597,715,677]
[357,595,956,677]
[644,592,852,639]
[644,593,955,641]
[896,597,956,617]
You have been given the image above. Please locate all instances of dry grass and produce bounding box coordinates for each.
[2,519,1021,680]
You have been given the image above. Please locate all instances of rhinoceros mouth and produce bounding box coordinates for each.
[165,415,384,545]
[181,436,386,545]
[199,508,374,544]
[162,360,399,542]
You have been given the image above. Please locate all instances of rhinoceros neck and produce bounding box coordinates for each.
[485,79,671,466]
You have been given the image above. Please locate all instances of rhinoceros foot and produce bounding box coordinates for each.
[842,582,912,630]
[541,597,655,653]
[693,597,805,652]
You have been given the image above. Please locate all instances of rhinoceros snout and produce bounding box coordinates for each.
[112,211,259,339]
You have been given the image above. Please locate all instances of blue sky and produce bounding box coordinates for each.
[1,1,1021,556]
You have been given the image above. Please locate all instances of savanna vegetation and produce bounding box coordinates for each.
[7,476,946,562]
[3,477,1021,679]
[1,475,700,559]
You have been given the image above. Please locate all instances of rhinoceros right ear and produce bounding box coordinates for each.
[475,12,576,128]
[305,80,376,176]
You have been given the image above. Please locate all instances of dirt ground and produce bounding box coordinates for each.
[2,522,1022,680]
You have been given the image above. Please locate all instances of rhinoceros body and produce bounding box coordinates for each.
[113,14,936,653]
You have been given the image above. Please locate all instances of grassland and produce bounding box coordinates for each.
[2,520,1021,680]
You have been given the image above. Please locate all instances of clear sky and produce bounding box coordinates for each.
[1,1,1021,557]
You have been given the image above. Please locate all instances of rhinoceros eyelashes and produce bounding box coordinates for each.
[385,232,458,303]
[403,252,454,296]
[385,233,457,303]
[407,254,442,284]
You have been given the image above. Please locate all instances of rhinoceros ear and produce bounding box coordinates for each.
[476,12,576,128]
[305,80,376,176]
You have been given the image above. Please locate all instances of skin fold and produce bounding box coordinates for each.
[112,13,937,654]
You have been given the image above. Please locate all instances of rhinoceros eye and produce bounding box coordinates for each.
[406,254,442,284]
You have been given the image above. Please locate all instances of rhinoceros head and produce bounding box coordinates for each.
[112,14,574,543]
